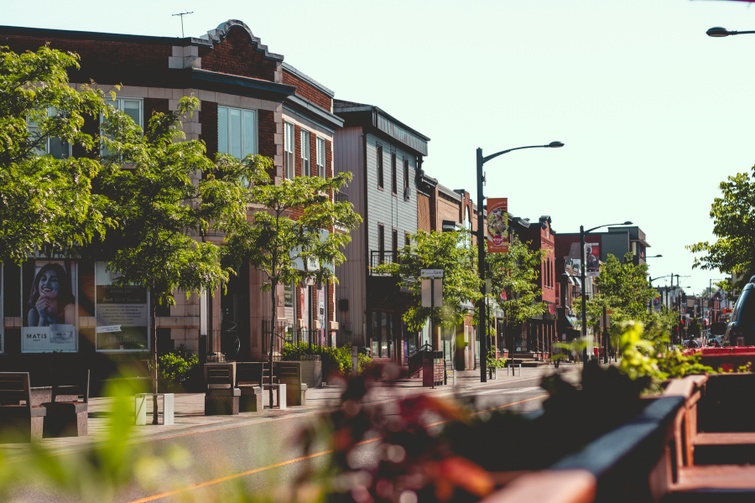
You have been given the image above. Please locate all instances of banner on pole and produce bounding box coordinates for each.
[486,198,510,253]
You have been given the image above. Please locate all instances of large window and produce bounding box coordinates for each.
[316,137,326,178]
[300,130,310,176]
[403,158,410,198]
[29,108,71,159]
[218,106,257,159]
[284,122,295,179]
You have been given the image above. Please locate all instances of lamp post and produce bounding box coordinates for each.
[476,141,563,382]
[579,221,632,364]
[707,26,755,38]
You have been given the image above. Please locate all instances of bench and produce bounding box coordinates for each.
[40,369,90,437]
[204,362,240,415]
[236,362,263,412]
[0,372,46,442]
[274,361,307,406]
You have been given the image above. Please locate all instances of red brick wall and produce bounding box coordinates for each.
[282,70,332,110]
[200,27,277,81]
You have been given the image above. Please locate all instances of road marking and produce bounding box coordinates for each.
[474,386,542,396]
[128,393,547,502]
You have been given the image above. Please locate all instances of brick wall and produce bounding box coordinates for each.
[200,27,278,81]
[282,70,332,110]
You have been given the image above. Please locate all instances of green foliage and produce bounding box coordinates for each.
[96,95,249,308]
[372,229,480,333]
[486,348,507,368]
[0,45,110,264]
[281,342,372,378]
[688,169,755,286]
[158,345,200,392]
[487,235,547,326]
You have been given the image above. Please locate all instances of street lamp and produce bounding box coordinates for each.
[706,26,755,38]
[579,221,632,364]
[476,141,563,382]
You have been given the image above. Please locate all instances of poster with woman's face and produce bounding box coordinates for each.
[22,260,78,352]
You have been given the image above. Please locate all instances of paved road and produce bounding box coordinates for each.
[2,363,579,502]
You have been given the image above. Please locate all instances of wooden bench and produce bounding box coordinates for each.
[274,361,307,406]
[0,372,46,442]
[40,369,89,437]
[204,362,240,415]
[236,362,263,413]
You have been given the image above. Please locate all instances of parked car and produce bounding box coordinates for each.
[724,277,755,346]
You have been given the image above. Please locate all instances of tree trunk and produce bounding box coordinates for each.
[151,297,159,424]
[268,282,276,408]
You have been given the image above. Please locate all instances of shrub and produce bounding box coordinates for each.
[158,345,200,392]
[281,342,372,380]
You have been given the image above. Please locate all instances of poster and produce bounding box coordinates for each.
[95,261,149,351]
[486,198,509,253]
[22,260,78,353]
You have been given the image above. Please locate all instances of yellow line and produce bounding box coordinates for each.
[129,392,547,502]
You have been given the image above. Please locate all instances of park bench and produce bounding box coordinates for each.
[274,361,307,406]
[40,369,90,437]
[0,372,46,442]
[204,362,240,415]
[235,362,263,412]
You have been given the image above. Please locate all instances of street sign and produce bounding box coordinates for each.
[420,269,443,278]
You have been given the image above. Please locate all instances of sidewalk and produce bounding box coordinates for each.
[5,364,563,457]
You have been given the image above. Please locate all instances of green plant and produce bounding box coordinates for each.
[281,342,372,379]
[486,348,506,369]
[158,345,200,392]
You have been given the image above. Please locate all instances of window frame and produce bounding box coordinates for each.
[376,145,384,189]
[218,105,258,160]
[300,130,311,176]
[316,136,326,178]
[284,122,295,179]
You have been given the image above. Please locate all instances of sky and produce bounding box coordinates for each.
[4,0,755,295]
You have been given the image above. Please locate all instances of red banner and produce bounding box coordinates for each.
[486,198,509,253]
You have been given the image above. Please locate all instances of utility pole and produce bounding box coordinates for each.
[172,11,194,38]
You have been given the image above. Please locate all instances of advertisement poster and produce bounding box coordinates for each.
[22,260,78,353]
[585,242,601,276]
[95,261,149,351]
[486,198,509,253]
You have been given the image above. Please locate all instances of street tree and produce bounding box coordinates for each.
[486,235,546,354]
[0,45,109,264]
[95,96,254,422]
[372,230,481,348]
[224,171,362,407]
[688,170,755,287]
[590,252,658,339]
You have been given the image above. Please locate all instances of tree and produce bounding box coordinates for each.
[95,96,253,422]
[225,172,362,407]
[590,252,658,341]
[0,45,109,264]
[372,230,481,348]
[688,170,755,287]
[486,236,547,353]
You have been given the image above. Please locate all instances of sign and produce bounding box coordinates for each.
[421,269,443,278]
[421,278,443,307]
[95,262,149,351]
[486,198,510,253]
[22,260,78,353]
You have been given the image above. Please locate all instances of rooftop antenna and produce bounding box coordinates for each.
[172,11,194,38]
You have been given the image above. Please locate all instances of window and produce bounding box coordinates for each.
[391,152,397,194]
[403,158,410,197]
[376,145,384,189]
[284,122,295,179]
[29,108,71,159]
[405,232,411,248]
[316,137,326,178]
[218,106,257,159]
[392,229,398,262]
[301,130,310,176]
[378,224,385,264]
[101,98,143,157]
